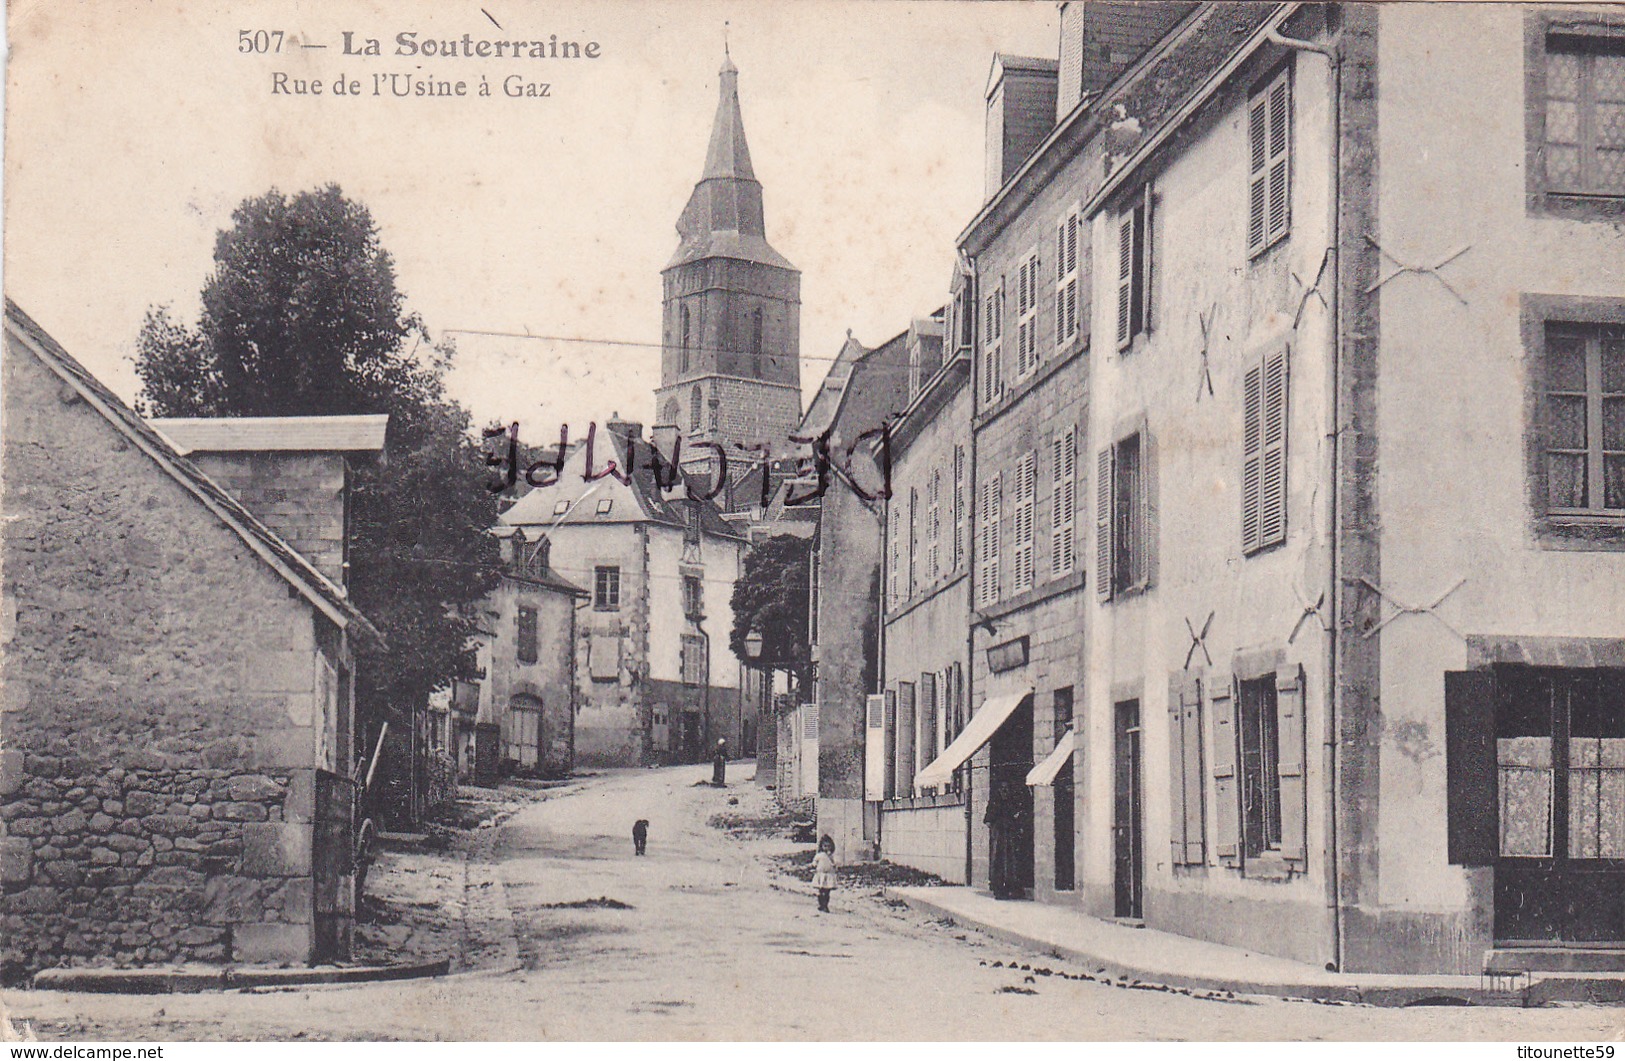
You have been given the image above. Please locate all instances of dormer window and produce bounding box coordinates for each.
[596,498,613,516]
[552,499,570,516]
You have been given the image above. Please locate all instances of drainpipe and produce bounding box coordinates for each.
[962,256,980,888]
[1265,18,1344,973]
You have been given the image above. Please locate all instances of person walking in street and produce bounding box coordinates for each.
[712,738,728,786]
[812,834,837,912]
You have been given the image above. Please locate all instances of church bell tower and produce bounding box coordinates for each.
[654,53,802,479]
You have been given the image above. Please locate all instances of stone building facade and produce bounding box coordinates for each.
[481,533,585,779]
[796,332,913,862]
[0,302,381,978]
[654,55,803,488]
[497,422,747,767]
[877,320,974,884]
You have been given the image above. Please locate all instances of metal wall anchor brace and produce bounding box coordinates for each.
[1362,236,1472,305]
[1355,575,1468,641]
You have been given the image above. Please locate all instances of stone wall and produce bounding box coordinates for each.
[1,334,331,978]
[189,452,348,589]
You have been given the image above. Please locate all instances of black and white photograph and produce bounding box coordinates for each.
[3,0,1625,1044]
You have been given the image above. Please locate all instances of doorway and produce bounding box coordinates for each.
[1054,687,1076,892]
[1495,667,1625,943]
[988,693,1034,898]
[1114,698,1144,919]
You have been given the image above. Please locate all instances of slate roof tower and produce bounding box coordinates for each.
[654,53,802,483]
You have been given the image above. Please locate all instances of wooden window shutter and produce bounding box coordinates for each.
[1210,677,1240,864]
[1241,361,1264,553]
[1445,670,1499,866]
[1259,348,1290,549]
[1249,72,1291,255]
[1140,184,1155,335]
[1096,446,1114,601]
[1276,664,1307,862]
[1267,76,1291,244]
[1182,678,1206,864]
[1168,681,1189,865]
[1051,428,1076,577]
[884,688,898,800]
[1116,215,1134,349]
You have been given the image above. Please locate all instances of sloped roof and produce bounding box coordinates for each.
[498,427,743,541]
[3,300,385,651]
[150,414,388,456]
[666,57,797,273]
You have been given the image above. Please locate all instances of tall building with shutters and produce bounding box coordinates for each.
[654,53,803,493]
[1075,1,1625,977]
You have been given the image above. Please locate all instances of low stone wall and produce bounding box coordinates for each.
[0,755,317,980]
[879,796,967,884]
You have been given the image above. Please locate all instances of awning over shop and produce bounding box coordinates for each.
[916,688,1032,788]
[1025,729,1076,786]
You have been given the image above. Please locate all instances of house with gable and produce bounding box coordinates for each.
[496,416,749,767]
[1,301,383,976]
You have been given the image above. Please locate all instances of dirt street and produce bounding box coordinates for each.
[4,765,1623,1041]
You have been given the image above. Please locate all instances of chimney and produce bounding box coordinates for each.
[605,411,644,444]
[147,415,388,590]
[1056,2,1198,120]
[985,55,1059,199]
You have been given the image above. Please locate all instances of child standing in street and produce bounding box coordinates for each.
[812,834,837,912]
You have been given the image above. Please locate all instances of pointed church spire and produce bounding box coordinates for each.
[668,52,794,272]
[702,49,754,181]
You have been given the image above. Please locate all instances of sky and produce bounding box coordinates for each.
[4,0,1057,434]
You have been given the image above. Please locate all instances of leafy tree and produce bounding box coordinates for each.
[133,186,501,808]
[728,534,812,685]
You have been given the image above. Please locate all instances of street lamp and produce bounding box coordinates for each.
[744,628,764,661]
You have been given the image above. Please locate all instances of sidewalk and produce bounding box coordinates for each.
[886,886,1625,1007]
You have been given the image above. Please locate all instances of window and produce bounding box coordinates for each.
[1237,676,1282,859]
[680,304,693,373]
[689,386,703,431]
[552,499,570,516]
[594,566,621,610]
[1051,427,1077,577]
[595,498,613,516]
[1015,250,1041,378]
[1116,186,1153,349]
[982,281,1004,405]
[1543,325,1625,514]
[908,486,919,597]
[1053,685,1074,743]
[1056,210,1081,349]
[749,307,764,375]
[888,504,902,607]
[1242,346,1290,553]
[1248,70,1292,256]
[516,606,538,664]
[1097,432,1149,600]
[978,473,1002,605]
[682,574,704,620]
[952,283,975,354]
[1542,34,1625,198]
[681,634,707,686]
[1012,452,1037,593]
[589,633,620,681]
[927,469,942,580]
[952,444,967,571]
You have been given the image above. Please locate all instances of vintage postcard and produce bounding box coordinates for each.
[3,0,1625,1044]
